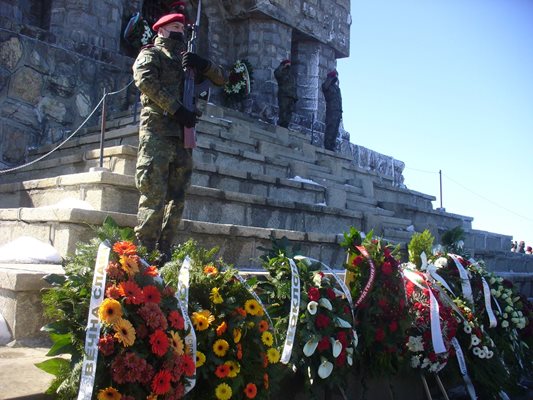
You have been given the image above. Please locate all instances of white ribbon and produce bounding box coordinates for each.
[449,254,474,304]
[176,256,197,394]
[451,338,478,400]
[233,273,275,334]
[426,263,456,297]
[481,277,497,328]
[77,241,111,400]
[402,268,446,354]
[280,259,301,364]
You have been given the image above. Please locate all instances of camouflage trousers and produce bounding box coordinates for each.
[324,109,342,151]
[134,131,192,255]
[278,95,296,128]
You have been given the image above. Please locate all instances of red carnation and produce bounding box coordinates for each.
[98,334,115,356]
[317,336,330,352]
[375,328,386,342]
[388,320,398,333]
[308,287,320,301]
[326,288,336,300]
[315,314,330,329]
[150,329,169,357]
[381,261,393,275]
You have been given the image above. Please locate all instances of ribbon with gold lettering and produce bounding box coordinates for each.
[77,241,111,400]
[280,258,301,364]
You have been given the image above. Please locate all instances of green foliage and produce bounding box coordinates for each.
[440,225,469,257]
[407,230,434,268]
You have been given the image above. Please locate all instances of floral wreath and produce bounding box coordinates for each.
[223,59,253,101]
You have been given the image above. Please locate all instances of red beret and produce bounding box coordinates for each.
[152,13,185,32]
[281,59,291,65]
[327,70,338,78]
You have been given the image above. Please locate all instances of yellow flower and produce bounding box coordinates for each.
[215,383,232,400]
[169,331,184,355]
[213,339,230,357]
[267,347,280,364]
[233,328,242,344]
[146,394,157,400]
[98,298,123,324]
[261,331,273,347]
[119,255,139,276]
[244,299,261,316]
[97,387,121,400]
[113,318,136,347]
[196,350,206,367]
[224,360,241,378]
[192,310,215,331]
[210,287,224,304]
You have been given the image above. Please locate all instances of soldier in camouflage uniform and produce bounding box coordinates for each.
[132,13,224,259]
[321,70,343,151]
[274,59,298,128]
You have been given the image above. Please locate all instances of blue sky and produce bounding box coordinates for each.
[337,0,533,248]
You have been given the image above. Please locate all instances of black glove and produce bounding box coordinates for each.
[182,52,209,72]
[174,106,198,128]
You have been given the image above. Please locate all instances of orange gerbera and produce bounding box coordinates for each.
[150,329,169,356]
[143,285,161,304]
[216,321,228,336]
[244,383,258,399]
[97,386,121,400]
[263,373,269,390]
[236,343,243,360]
[98,298,123,324]
[215,363,230,378]
[112,241,137,256]
[203,264,218,276]
[258,320,269,332]
[119,280,144,305]
[143,265,159,277]
[182,354,195,376]
[113,318,136,347]
[235,307,247,317]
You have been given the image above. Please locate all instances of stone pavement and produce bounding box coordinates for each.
[0,345,52,400]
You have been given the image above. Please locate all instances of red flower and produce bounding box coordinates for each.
[428,352,438,362]
[335,349,347,366]
[336,331,348,348]
[151,369,172,395]
[375,328,386,342]
[378,298,389,309]
[381,261,393,275]
[143,265,159,277]
[119,280,144,305]
[98,334,115,356]
[168,311,185,330]
[163,286,176,297]
[143,285,161,304]
[181,354,195,376]
[352,255,364,266]
[326,288,336,300]
[105,284,122,300]
[236,343,243,360]
[150,330,169,356]
[244,383,258,399]
[388,320,398,333]
[317,336,330,352]
[215,364,230,378]
[113,241,137,256]
[308,287,320,301]
[315,314,330,329]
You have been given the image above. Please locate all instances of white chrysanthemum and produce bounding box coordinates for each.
[471,335,481,346]
[434,257,448,269]
[407,336,425,352]
[502,320,509,328]
[410,356,421,368]
[463,323,472,334]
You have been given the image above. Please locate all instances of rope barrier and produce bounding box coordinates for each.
[0,80,134,175]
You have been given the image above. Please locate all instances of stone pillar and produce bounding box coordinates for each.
[49,0,124,51]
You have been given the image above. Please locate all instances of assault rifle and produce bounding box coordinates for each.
[182,0,202,149]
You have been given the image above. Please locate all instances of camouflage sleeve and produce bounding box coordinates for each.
[202,61,225,87]
[132,48,182,114]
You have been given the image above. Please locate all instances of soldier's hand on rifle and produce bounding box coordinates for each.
[174,105,201,128]
[182,52,209,72]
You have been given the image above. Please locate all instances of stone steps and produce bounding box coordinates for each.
[0,207,346,268]
[0,171,360,234]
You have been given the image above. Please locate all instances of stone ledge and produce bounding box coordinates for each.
[0,264,64,291]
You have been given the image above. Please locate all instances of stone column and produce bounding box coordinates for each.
[49,0,124,51]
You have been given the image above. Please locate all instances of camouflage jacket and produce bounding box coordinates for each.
[321,76,343,112]
[274,64,298,100]
[133,36,225,118]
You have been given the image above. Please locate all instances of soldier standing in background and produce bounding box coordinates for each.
[132,12,224,261]
[321,70,343,151]
[274,59,298,128]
